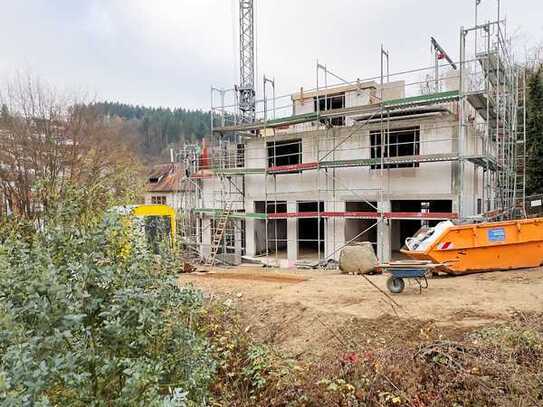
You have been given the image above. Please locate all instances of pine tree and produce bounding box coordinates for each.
[90,102,212,161]
[526,66,543,195]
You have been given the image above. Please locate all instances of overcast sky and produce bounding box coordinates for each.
[2,0,542,110]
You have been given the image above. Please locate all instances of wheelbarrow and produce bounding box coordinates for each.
[378,261,444,294]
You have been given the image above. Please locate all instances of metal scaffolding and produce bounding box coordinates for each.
[173,11,525,267]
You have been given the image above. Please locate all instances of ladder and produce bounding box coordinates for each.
[204,203,233,268]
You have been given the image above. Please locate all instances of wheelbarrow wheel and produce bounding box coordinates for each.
[386,276,405,293]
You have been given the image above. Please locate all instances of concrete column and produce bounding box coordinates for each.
[245,202,257,257]
[377,200,391,263]
[201,217,211,259]
[451,195,460,216]
[287,201,298,265]
[325,200,345,261]
[451,157,462,219]
[234,219,242,258]
[195,214,201,249]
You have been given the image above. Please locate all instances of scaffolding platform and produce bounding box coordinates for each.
[194,208,266,220]
[466,91,497,122]
[194,208,458,221]
[213,112,318,133]
[208,152,497,177]
[321,153,460,169]
[383,90,459,109]
[465,154,498,171]
[212,167,265,176]
[213,91,461,134]
[268,211,457,220]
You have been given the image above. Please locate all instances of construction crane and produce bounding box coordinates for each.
[238,0,256,123]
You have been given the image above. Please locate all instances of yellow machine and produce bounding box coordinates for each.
[111,204,176,251]
[131,204,176,246]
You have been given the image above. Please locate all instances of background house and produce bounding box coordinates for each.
[145,163,186,209]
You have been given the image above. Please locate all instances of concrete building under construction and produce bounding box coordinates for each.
[168,6,526,268]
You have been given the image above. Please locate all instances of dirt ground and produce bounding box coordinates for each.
[180,266,543,359]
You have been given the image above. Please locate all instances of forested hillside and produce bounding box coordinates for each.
[93,102,211,162]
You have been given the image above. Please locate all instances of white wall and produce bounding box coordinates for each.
[245,115,458,205]
[200,176,244,212]
[203,110,486,265]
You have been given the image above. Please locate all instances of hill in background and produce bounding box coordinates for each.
[94,102,211,162]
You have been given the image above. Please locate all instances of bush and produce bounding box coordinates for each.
[0,212,215,406]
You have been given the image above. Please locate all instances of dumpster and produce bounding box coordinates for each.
[401,217,543,275]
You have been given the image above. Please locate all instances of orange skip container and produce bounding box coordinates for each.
[401,217,543,275]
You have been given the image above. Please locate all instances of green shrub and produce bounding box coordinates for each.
[0,213,215,406]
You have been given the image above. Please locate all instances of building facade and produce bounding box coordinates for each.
[190,76,501,267]
[175,18,523,268]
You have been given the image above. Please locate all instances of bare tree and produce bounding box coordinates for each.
[0,74,142,220]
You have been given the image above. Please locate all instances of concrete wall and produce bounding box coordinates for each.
[240,114,469,264]
[289,81,404,132]
[245,114,458,202]
[291,80,404,114]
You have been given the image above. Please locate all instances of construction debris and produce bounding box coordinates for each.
[182,262,197,274]
[241,255,263,264]
[296,259,338,270]
[339,242,378,275]
[320,259,339,270]
[295,261,316,269]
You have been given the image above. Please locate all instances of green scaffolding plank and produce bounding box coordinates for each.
[215,167,265,175]
[214,92,460,133]
[383,90,460,108]
[465,155,498,171]
[264,111,319,127]
[214,111,319,133]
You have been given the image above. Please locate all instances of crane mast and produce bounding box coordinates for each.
[238,0,255,123]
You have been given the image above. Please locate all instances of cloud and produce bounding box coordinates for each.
[0,0,541,110]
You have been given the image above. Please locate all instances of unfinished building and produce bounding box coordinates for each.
[174,15,526,267]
